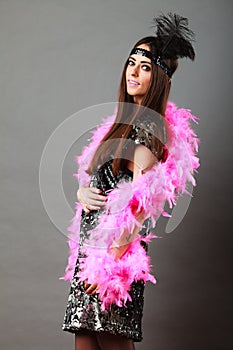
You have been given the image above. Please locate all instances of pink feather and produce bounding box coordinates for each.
[60,101,200,309]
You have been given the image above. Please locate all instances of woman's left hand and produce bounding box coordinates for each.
[84,281,99,295]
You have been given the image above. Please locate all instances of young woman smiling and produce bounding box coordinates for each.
[61,13,198,350]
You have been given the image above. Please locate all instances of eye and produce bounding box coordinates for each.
[127,59,135,66]
[142,64,151,71]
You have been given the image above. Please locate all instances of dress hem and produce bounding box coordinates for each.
[62,324,143,343]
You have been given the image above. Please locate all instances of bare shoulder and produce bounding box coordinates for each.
[132,144,158,181]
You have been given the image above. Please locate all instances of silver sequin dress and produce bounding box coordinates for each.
[62,119,160,342]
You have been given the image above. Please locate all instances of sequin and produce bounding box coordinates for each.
[62,122,156,342]
[130,48,172,78]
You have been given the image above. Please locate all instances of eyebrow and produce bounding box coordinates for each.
[129,56,152,65]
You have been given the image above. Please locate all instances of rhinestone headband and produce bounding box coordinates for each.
[130,48,172,78]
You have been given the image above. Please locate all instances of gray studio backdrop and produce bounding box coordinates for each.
[1,1,232,349]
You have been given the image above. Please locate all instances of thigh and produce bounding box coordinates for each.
[75,329,101,350]
[96,331,135,350]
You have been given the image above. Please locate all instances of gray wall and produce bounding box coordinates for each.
[0,1,232,349]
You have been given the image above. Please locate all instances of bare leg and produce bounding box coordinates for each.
[96,331,135,350]
[75,329,101,350]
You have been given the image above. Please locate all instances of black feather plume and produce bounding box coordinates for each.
[153,12,195,60]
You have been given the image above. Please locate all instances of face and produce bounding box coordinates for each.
[126,44,152,105]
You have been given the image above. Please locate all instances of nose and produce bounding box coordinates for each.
[130,65,139,76]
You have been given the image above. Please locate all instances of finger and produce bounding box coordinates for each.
[84,201,107,210]
[85,283,98,295]
[82,203,100,212]
[91,288,98,295]
[89,188,103,194]
[80,197,106,208]
[82,204,90,213]
[84,283,90,290]
[85,283,97,294]
[88,195,108,204]
[88,204,105,211]
[80,189,107,204]
[87,206,100,211]
[84,280,98,294]
[88,188,107,199]
[92,284,99,294]
[84,279,91,290]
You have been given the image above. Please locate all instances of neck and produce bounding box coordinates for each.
[133,96,143,105]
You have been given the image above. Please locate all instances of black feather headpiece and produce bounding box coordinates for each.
[130,12,196,77]
[153,12,195,60]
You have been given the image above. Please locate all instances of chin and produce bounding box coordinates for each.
[126,88,137,97]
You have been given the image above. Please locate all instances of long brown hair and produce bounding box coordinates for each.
[87,36,178,176]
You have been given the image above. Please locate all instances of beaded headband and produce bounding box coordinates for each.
[130,47,172,78]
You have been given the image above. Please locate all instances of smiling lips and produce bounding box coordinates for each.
[128,79,140,86]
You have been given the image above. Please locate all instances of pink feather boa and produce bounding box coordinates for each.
[60,101,200,310]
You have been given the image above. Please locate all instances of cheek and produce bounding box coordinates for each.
[143,73,151,89]
[126,66,130,77]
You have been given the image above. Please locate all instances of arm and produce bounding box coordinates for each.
[109,144,158,260]
[85,145,157,295]
[78,184,107,295]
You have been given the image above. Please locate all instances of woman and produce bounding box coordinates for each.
[61,13,198,350]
